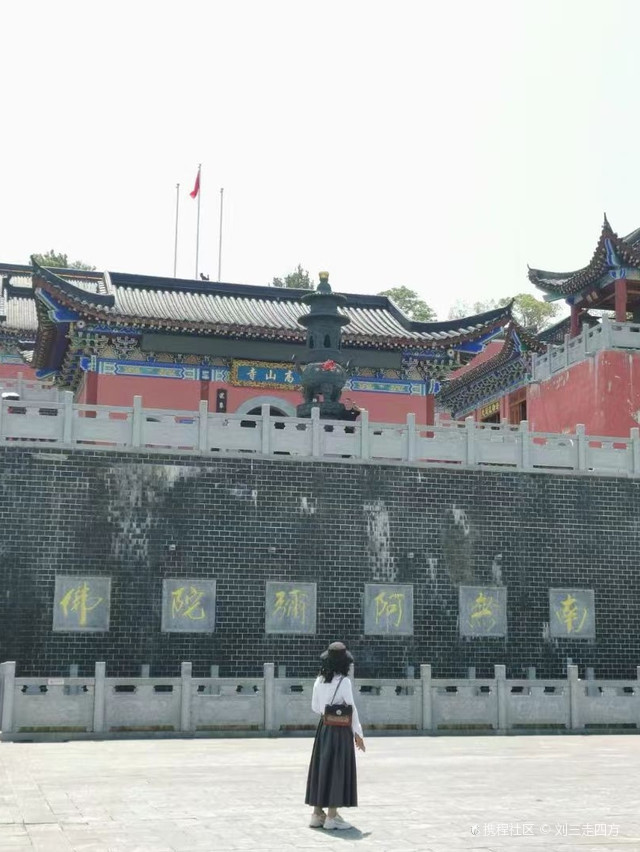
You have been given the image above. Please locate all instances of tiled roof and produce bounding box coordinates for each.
[1,293,38,334]
[439,323,544,401]
[32,264,513,351]
[446,341,505,380]
[0,263,104,337]
[528,216,640,299]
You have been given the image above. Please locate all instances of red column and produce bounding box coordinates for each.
[200,379,210,403]
[500,394,509,423]
[85,371,99,405]
[615,278,628,322]
[570,305,582,337]
[425,393,435,425]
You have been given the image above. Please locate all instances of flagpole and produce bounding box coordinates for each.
[217,187,224,282]
[194,164,201,278]
[173,183,180,278]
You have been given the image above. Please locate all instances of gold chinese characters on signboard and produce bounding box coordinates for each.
[230,360,300,391]
[479,401,500,420]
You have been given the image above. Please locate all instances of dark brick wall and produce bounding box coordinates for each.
[1,447,639,679]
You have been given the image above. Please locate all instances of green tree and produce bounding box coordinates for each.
[506,293,560,334]
[448,293,559,334]
[377,286,436,321]
[271,264,313,289]
[448,298,499,319]
[31,250,95,271]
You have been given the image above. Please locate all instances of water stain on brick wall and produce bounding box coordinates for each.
[441,505,475,584]
[363,499,397,582]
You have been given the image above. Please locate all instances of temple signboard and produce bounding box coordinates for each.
[230,360,299,390]
[479,401,500,420]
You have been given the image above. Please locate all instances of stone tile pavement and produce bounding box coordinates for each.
[0,734,638,851]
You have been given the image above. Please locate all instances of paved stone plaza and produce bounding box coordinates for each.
[0,734,638,851]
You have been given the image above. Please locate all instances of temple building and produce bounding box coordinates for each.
[0,261,512,424]
[440,217,640,436]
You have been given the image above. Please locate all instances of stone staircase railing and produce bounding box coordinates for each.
[532,316,640,382]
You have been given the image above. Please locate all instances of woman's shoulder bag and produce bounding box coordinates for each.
[323,676,353,727]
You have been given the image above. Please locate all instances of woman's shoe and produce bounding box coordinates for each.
[309,812,326,827]
[323,816,353,830]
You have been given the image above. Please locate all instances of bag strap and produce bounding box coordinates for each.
[328,676,344,705]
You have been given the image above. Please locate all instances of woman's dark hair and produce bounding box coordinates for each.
[319,649,351,682]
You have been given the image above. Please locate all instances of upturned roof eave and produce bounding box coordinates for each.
[32,261,115,308]
[439,323,543,400]
[528,217,640,299]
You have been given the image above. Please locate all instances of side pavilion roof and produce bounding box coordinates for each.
[438,323,545,409]
[528,216,640,301]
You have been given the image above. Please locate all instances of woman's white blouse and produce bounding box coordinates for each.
[311,675,363,738]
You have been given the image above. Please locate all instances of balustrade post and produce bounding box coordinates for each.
[420,664,432,731]
[495,664,507,733]
[359,409,370,460]
[465,416,476,466]
[62,391,74,444]
[198,400,209,452]
[0,661,16,735]
[568,665,581,730]
[630,428,640,476]
[93,662,106,733]
[563,334,570,368]
[576,424,587,471]
[311,406,321,458]
[263,662,276,732]
[180,661,193,732]
[406,413,416,462]
[519,420,531,469]
[260,404,271,455]
[17,372,23,398]
[131,396,143,448]
[601,315,612,349]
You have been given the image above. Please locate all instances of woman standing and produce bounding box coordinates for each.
[305,641,366,830]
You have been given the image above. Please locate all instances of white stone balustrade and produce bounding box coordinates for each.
[1,394,640,477]
[532,316,640,382]
[2,661,640,740]
[0,373,59,402]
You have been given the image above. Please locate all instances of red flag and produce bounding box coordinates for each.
[190,167,200,199]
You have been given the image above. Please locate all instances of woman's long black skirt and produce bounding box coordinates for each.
[305,719,357,808]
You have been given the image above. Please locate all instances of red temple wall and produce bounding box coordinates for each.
[77,373,432,423]
[527,350,640,437]
[0,365,38,381]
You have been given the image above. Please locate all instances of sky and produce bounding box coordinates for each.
[2,0,640,321]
